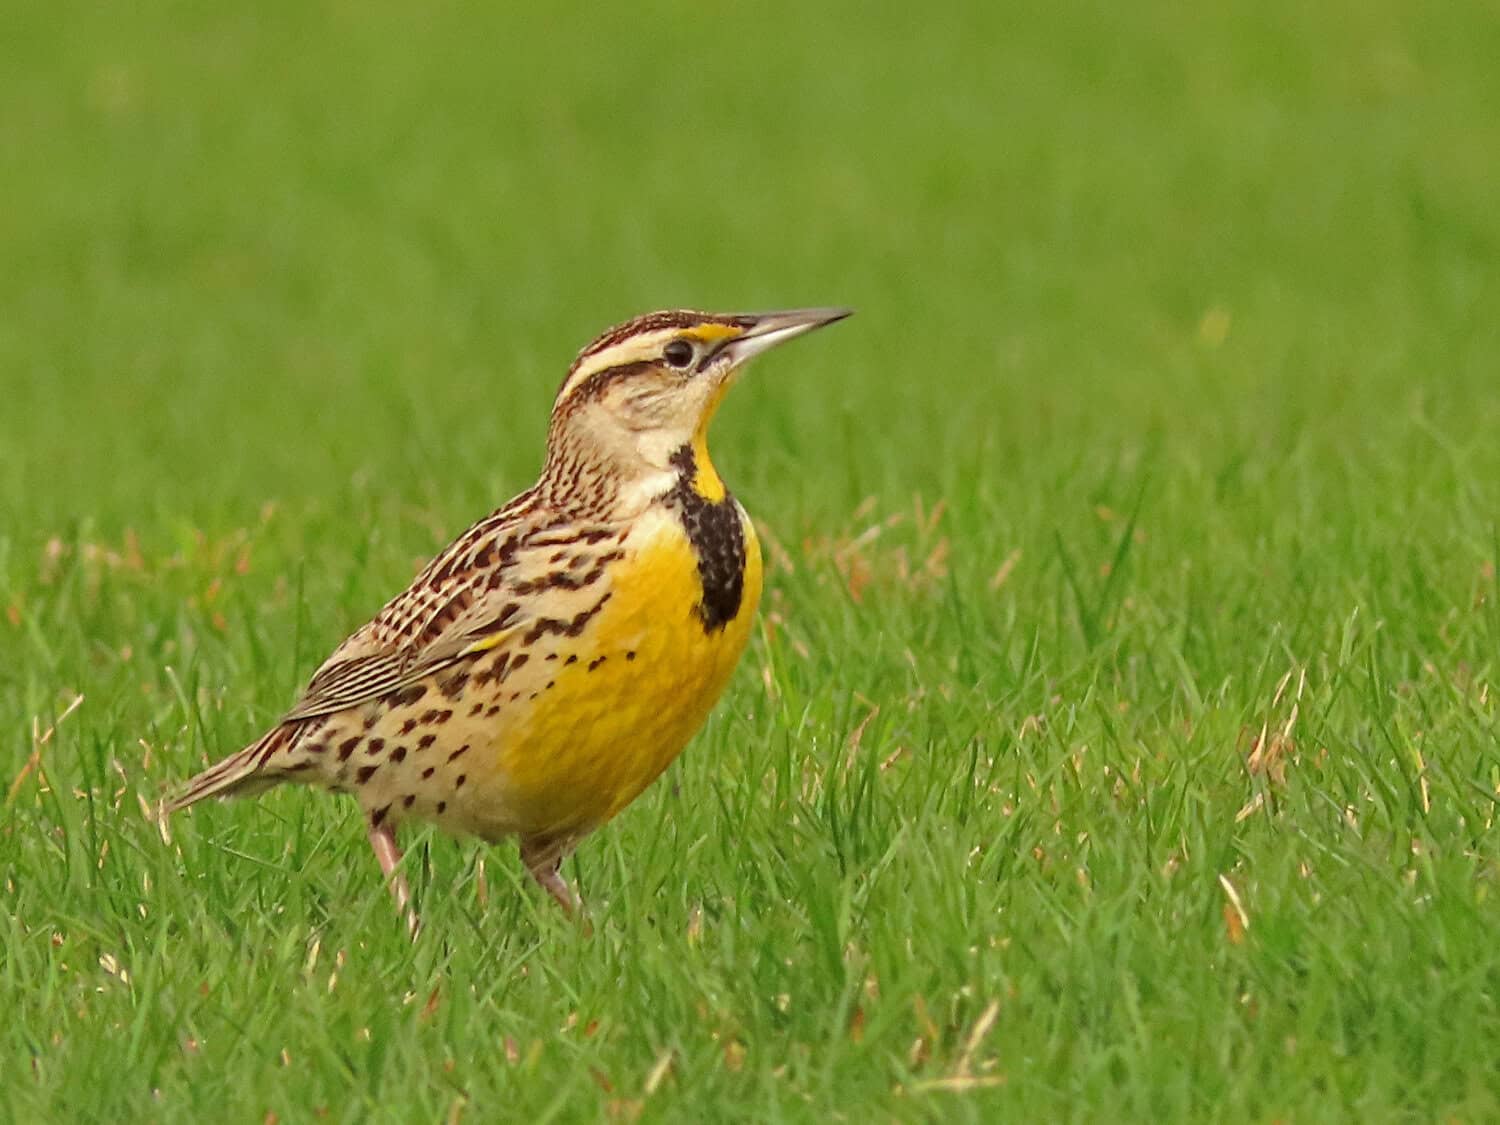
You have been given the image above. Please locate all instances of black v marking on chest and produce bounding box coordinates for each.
[666,445,747,632]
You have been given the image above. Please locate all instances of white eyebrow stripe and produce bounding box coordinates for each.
[556,330,681,401]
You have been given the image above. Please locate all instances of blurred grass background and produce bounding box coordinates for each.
[4,0,1500,1119]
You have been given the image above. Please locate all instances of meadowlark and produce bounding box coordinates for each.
[165,307,850,931]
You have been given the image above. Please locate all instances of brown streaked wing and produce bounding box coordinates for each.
[279,504,619,722]
[280,626,505,721]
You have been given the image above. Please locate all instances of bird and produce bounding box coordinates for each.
[164,306,851,933]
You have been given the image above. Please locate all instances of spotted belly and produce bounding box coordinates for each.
[490,505,763,837]
[308,504,763,843]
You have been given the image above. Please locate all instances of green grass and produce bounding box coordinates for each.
[5,0,1500,1119]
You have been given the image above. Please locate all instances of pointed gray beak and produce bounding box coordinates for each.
[720,307,852,366]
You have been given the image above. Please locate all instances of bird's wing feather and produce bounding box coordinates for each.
[282,591,529,721]
[281,498,543,721]
[279,497,620,722]
[281,635,499,721]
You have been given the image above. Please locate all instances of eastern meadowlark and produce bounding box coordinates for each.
[165,307,850,931]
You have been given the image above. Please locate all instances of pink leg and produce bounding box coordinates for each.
[367,817,420,939]
[520,836,583,919]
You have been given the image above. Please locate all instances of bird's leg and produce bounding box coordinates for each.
[519,835,583,919]
[366,816,420,940]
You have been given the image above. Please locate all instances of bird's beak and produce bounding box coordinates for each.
[720,307,853,367]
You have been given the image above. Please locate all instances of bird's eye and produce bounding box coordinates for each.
[663,340,694,368]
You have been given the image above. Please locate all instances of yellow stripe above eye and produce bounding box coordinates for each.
[683,324,741,343]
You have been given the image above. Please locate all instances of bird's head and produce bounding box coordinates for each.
[543,308,850,509]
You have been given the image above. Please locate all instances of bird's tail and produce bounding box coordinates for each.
[163,726,295,814]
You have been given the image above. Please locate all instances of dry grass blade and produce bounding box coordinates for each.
[910,1075,1007,1094]
[642,1049,674,1095]
[1219,873,1250,943]
[953,998,1001,1078]
[8,693,84,803]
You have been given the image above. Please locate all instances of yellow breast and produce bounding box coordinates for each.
[491,505,762,836]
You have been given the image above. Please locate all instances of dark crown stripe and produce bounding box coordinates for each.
[574,309,741,364]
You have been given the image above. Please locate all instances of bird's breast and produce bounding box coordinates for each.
[486,503,763,835]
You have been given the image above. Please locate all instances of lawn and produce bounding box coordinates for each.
[4,0,1500,1119]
